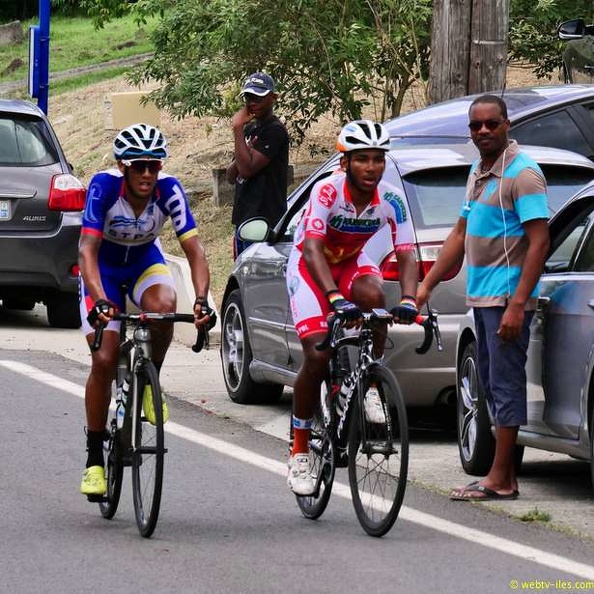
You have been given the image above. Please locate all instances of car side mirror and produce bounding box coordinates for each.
[558,19,586,40]
[238,217,272,242]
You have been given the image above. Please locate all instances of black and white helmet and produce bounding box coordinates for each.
[336,119,390,153]
[113,123,168,160]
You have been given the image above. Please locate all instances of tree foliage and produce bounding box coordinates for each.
[81,0,432,143]
[78,0,594,142]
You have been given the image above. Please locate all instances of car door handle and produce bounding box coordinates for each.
[588,299,594,311]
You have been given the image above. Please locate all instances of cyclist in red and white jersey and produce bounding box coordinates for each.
[286,120,419,495]
[78,123,213,497]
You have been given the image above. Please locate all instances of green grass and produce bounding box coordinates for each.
[0,14,156,84]
[519,507,552,523]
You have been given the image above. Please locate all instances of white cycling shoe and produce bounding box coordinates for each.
[364,385,386,424]
[287,453,315,496]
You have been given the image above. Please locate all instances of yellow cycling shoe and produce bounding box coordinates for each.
[142,385,169,425]
[80,465,107,496]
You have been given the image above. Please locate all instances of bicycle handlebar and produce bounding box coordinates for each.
[314,307,443,354]
[90,311,208,353]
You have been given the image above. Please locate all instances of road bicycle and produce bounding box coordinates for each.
[295,308,442,537]
[90,307,210,537]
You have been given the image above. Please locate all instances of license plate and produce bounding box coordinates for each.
[0,200,10,220]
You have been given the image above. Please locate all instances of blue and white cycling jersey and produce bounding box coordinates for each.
[81,168,198,266]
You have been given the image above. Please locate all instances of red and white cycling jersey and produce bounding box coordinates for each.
[293,171,415,263]
[287,171,415,339]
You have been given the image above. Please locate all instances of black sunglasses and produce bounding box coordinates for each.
[468,119,505,132]
[124,160,162,174]
[243,93,267,104]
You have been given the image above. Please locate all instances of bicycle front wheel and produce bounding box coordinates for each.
[296,381,336,519]
[131,360,165,538]
[347,364,409,537]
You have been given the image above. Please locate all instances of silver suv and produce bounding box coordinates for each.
[220,142,594,415]
[0,99,85,328]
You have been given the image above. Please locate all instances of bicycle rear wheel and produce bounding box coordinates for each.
[131,360,165,538]
[296,382,336,519]
[347,364,409,537]
[98,414,124,519]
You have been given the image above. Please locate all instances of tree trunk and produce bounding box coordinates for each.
[428,0,472,104]
[428,0,509,103]
[468,0,510,94]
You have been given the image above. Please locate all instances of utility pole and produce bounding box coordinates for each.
[428,0,510,104]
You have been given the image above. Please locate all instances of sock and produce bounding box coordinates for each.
[291,416,312,455]
[85,429,105,468]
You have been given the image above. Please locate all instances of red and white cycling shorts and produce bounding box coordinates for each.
[286,248,381,340]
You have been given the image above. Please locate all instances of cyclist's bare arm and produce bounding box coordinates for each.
[78,233,114,325]
[180,235,212,327]
[394,247,417,299]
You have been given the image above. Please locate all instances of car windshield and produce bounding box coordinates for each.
[402,165,594,230]
[0,116,59,166]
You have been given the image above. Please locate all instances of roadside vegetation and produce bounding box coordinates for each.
[0,14,155,86]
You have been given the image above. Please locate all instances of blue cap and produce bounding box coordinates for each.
[241,72,275,96]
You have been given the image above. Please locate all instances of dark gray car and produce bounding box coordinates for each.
[558,19,594,84]
[220,142,594,414]
[0,99,85,328]
[456,180,594,488]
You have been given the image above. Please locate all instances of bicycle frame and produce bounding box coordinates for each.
[322,309,392,445]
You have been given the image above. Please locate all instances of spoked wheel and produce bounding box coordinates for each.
[348,365,408,537]
[98,416,124,520]
[131,361,165,538]
[296,382,336,519]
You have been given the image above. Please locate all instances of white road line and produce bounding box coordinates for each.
[3,359,594,580]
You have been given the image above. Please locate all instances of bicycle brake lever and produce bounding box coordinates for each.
[91,324,105,352]
[191,327,206,353]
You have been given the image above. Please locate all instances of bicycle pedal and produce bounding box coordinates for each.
[86,494,108,503]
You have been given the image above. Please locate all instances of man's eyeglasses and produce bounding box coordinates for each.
[243,93,267,104]
[468,119,505,132]
[122,159,163,174]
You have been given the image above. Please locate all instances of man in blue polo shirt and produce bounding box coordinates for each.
[416,94,550,501]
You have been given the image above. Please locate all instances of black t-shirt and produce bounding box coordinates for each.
[231,115,289,226]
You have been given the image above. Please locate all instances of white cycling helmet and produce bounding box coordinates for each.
[113,123,168,160]
[336,119,390,153]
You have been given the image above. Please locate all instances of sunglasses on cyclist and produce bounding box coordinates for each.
[468,119,505,132]
[121,159,163,174]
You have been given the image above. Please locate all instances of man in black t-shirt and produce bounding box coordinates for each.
[226,72,289,258]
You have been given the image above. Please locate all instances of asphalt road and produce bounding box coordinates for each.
[2,304,594,546]
[4,340,594,593]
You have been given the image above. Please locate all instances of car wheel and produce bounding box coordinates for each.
[46,292,81,329]
[456,341,495,476]
[220,289,283,405]
[2,298,36,311]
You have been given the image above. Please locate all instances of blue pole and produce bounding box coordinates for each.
[38,0,50,114]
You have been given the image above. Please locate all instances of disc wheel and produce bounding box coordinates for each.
[131,361,165,538]
[348,365,408,537]
[296,382,336,519]
[98,415,124,520]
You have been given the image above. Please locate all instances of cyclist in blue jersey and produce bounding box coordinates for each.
[78,123,214,497]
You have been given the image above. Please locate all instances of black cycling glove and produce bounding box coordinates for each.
[87,298,115,326]
[390,295,419,325]
[194,298,217,331]
[327,290,361,322]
